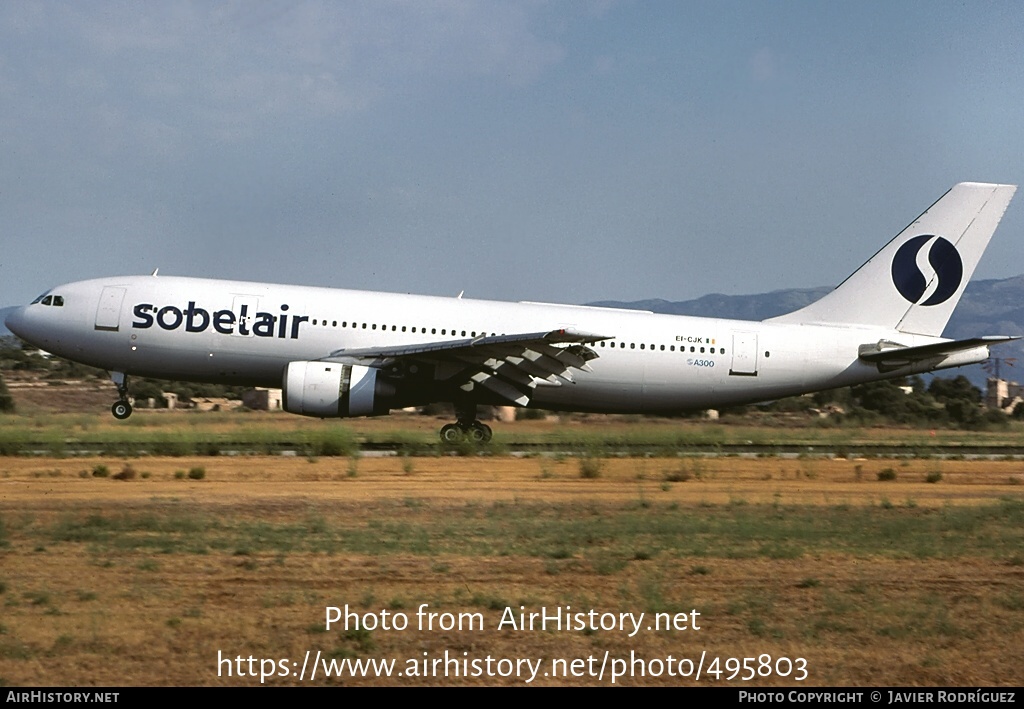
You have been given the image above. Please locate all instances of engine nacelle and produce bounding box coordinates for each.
[282,361,392,417]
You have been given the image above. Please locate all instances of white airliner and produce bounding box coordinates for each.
[4,182,1018,441]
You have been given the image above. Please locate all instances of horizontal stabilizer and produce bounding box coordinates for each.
[858,336,1018,372]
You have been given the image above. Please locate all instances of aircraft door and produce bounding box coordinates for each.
[95,286,126,332]
[729,331,758,376]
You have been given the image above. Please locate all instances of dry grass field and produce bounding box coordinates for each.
[1,448,1023,687]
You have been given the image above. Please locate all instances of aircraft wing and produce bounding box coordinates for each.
[858,336,1018,371]
[321,328,612,406]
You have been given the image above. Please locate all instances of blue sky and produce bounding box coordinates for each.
[3,1,1023,308]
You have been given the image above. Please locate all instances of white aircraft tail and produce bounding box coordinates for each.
[768,182,1016,336]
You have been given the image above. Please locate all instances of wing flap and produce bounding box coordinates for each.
[321,328,612,406]
[505,354,565,384]
[470,371,532,406]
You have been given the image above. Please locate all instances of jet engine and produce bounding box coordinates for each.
[282,361,394,417]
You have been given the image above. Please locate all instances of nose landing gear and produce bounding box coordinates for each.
[110,371,133,420]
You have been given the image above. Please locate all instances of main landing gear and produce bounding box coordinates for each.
[439,403,493,443]
[439,421,493,443]
[110,371,133,420]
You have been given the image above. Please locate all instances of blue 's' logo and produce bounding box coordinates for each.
[890,234,963,306]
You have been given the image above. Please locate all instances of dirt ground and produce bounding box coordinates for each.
[1,454,1022,686]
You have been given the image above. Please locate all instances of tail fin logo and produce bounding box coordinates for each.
[890,234,963,306]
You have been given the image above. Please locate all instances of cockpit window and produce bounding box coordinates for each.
[34,293,65,307]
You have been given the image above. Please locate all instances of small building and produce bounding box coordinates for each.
[193,397,242,412]
[243,388,283,411]
[985,377,1024,413]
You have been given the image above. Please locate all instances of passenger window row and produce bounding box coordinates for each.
[598,340,723,355]
[302,317,723,356]
[307,319,496,338]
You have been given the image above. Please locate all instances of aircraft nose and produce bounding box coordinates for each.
[4,305,28,340]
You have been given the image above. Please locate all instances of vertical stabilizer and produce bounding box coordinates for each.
[768,182,1016,336]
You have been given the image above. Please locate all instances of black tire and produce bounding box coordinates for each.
[440,424,464,443]
[111,401,133,420]
[467,422,492,443]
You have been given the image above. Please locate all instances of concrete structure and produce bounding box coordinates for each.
[192,397,242,412]
[985,377,1024,413]
[243,388,283,411]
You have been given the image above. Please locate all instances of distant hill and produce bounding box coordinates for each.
[590,276,1024,387]
[590,287,833,321]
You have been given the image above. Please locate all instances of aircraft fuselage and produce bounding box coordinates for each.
[6,274,962,414]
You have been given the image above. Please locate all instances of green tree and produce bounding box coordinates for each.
[928,375,981,404]
[129,379,167,405]
[850,379,938,424]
